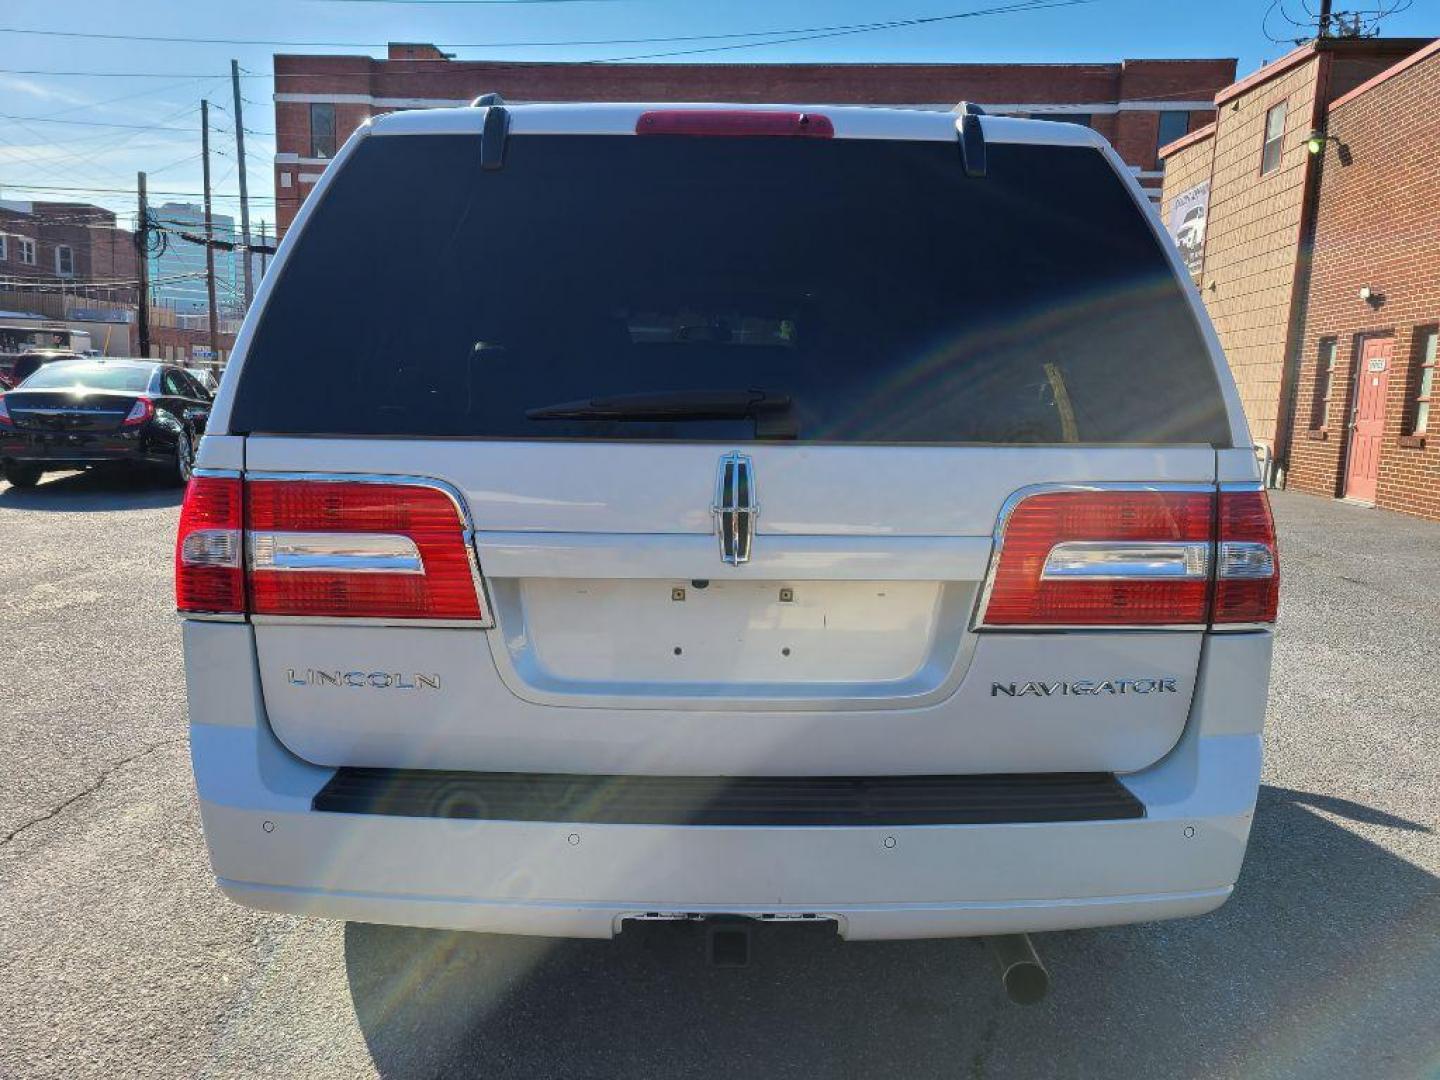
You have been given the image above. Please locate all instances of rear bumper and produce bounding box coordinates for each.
[0,429,167,467]
[219,878,1232,939]
[187,625,1267,940]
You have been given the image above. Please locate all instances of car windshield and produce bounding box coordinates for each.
[19,362,153,392]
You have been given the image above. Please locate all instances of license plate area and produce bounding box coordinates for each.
[491,577,970,704]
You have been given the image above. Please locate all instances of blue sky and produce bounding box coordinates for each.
[0,0,1434,232]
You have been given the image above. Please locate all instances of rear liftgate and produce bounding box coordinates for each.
[182,104,1279,1006]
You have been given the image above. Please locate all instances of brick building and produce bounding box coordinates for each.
[0,201,138,298]
[0,200,140,353]
[272,44,1237,234]
[1283,39,1440,520]
[1158,36,1431,473]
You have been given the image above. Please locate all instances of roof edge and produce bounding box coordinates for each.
[1327,35,1440,114]
[1214,43,1317,106]
[1158,120,1216,159]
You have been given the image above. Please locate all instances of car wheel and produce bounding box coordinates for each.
[3,463,43,489]
[174,429,195,485]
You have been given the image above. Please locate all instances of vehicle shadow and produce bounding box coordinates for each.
[0,467,183,511]
[343,785,1437,1080]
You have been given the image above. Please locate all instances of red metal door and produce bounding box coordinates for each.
[1344,337,1392,502]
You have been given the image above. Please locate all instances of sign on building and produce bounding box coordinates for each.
[1167,181,1209,276]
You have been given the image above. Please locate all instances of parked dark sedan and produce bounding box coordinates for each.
[0,359,211,487]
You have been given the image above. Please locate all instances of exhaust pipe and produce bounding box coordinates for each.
[986,934,1049,1005]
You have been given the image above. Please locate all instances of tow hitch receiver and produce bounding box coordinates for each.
[986,933,1050,1005]
[707,919,752,967]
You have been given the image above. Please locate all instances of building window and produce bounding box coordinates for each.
[1156,111,1189,154]
[1415,328,1438,434]
[309,103,336,159]
[55,245,74,277]
[1260,102,1286,175]
[1312,338,1338,427]
[0,235,7,261]
[18,237,36,265]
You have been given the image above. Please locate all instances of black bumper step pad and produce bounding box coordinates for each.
[313,769,1144,826]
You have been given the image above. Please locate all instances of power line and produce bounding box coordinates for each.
[0,4,1092,53]
[0,112,195,132]
[0,182,277,200]
[0,111,273,136]
[313,0,627,3]
[0,92,215,197]
[590,0,1097,63]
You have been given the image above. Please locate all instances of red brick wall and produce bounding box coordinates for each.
[1286,40,1440,521]
[271,54,1235,232]
[0,204,138,306]
[147,324,237,367]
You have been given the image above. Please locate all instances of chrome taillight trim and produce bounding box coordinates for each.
[248,614,485,629]
[971,482,1216,633]
[1040,540,1211,581]
[249,531,424,574]
[227,471,493,628]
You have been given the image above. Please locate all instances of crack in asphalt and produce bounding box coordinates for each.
[0,737,187,848]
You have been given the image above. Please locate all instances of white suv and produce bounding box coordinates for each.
[178,102,1276,999]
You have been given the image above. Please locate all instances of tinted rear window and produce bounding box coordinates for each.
[22,363,153,392]
[231,133,1230,445]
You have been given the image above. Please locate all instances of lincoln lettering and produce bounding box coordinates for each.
[991,678,1179,697]
[287,669,441,690]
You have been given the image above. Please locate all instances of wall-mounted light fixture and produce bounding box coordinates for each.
[1307,129,1352,164]
[1359,285,1384,309]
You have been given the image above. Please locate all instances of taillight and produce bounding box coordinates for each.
[122,397,154,427]
[176,474,488,622]
[980,489,1214,628]
[175,474,244,614]
[635,109,835,139]
[1213,486,1279,624]
[977,485,1278,630]
[245,479,485,621]
[0,396,11,426]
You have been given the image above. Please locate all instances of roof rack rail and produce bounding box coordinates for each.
[955,101,987,179]
[470,93,510,171]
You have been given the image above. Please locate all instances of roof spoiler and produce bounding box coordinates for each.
[471,92,510,171]
[955,101,987,179]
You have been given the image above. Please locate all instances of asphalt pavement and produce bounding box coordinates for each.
[0,470,1436,1079]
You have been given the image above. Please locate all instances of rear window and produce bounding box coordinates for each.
[21,363,153,392]
[231,133,1231,445]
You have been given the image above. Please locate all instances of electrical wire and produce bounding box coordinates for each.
[591,0,1097,63]
[0,3,1095,53]
[0,109,274,137]
[0,183,276,200]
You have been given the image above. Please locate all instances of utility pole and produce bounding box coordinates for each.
[230,59,254,311]
[201,99,221,364]
[1317,0,1333,38]
[136,171,151,359]
[258,220,269,280]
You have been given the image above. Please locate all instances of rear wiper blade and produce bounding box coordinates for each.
[526,389,796,437]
